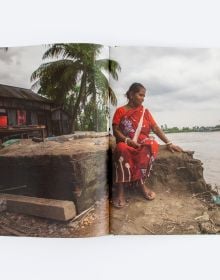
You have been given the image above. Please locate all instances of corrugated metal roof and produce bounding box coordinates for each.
[0,84,52,103]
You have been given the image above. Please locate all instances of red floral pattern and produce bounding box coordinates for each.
[112,106,159,183]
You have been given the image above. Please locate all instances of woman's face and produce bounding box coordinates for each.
[131,88,146,106]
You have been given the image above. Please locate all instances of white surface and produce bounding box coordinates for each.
[0,235,220,280]
[1,0,220,279]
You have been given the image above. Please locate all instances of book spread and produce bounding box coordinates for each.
[0,44,220,237]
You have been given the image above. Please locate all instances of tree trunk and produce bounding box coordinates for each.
[70,71,87,133]
[93,92,98,132]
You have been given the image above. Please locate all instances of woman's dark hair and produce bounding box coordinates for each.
[125,82,146,99]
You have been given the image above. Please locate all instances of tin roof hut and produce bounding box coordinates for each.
[0,84,70,141]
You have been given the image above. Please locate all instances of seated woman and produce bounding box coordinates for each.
[112,82,182,208]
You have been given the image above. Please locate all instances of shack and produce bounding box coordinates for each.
[51,107,71,136]
[0,84,70,141]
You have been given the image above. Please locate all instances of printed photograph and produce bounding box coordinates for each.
[0,43,120,237]
[1,44,220,237]
[109,46,220,235]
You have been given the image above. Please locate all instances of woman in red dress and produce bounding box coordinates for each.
[112,82,182,208]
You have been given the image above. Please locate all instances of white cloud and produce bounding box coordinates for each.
[110,46,220,127]
[1,45,220,128]
[0,45,46,89]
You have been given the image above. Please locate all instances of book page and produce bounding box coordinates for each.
[109,46,220,235]
[0,43,110,237]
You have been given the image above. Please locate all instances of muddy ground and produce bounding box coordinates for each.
[110,186,220,235]
[0,197,109,238]
[0,189,220,237]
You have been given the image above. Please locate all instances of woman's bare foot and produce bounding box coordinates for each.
[139,182,156,200]
[112,183,127,208]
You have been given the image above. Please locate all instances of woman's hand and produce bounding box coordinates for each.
[127,139,141,149]
[152,125,183,153]
[167,143,183,153]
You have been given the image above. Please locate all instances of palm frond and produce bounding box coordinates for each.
[92,68,117,106]
[96,59,121,80]
[31,59,81,82]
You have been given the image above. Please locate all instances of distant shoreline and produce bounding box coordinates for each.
[164,129,220,134]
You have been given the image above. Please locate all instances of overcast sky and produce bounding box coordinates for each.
[0,44,109,89]
[0,45,220,128]
[0,45,46,89]
[110,46,220,128]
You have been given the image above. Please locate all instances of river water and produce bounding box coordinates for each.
[156,131,220,189]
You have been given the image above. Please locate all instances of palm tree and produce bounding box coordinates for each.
[31,43,121,132]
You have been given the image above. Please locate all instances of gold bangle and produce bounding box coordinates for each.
[166,141,172,145]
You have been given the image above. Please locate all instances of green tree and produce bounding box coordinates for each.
[31,43,121,132]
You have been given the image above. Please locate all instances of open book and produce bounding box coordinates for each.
[0,43,219,237]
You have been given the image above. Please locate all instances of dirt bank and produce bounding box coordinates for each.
[110,188,220,235]
[110,145,220,235]
[0,135,219,237]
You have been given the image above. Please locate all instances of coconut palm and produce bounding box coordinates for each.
[31,43,121,132]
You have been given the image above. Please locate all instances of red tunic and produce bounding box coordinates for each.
[112,105,159,183]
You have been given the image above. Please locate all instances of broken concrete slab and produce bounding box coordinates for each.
[0,194,76,221]
[0,137,109,214]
